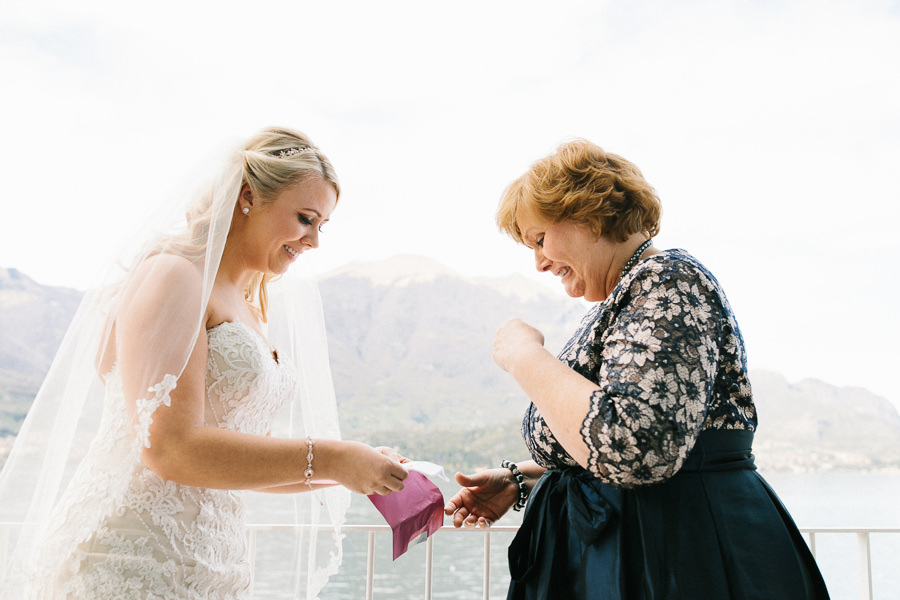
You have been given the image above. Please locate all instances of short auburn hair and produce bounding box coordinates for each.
[497,139,661,243]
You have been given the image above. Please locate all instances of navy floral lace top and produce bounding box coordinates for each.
[522,249,755,489]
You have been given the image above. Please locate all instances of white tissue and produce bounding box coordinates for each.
[403,460,449,481]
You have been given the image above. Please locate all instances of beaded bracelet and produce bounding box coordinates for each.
[501,459,528,511]
[304,437,315,486]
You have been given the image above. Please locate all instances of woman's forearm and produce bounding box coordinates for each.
[254,481,339,494]
[141,430,384,492]
[508,343,599,469]
[142,428,319,489]
[515,460,548,491]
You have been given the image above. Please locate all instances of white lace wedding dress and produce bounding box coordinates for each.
[28,320,297,599]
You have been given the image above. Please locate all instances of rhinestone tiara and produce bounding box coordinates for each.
[276,146,317,158]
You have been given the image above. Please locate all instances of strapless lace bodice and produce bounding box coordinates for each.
[29,321,296,599]
[205,320,298,435]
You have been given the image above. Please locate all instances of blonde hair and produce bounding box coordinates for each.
[240,127,340,321]
[155,126,340,321]
[497,139,661,244]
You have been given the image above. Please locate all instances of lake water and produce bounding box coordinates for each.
[249,471,900,599]
[761,471,900,600]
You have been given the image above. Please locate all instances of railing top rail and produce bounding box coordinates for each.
[798,527,900,533]
[242,523,521,533]
[240,523,900,534]
[2,522,899,533]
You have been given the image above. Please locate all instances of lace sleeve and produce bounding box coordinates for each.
[580,258,724,487]
[134,374,178,448]
[115,254,206,450]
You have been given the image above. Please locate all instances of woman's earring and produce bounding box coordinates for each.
[242,207,250,215]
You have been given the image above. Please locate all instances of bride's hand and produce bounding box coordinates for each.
[375,446,410,463]
[331,441,408,495]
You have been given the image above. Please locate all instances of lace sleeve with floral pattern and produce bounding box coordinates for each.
[522,250,755,489]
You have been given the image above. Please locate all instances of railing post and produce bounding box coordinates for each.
[366,530,376,600]
[806,531,816,558]
[856,532,872,600]
[483,529,491,600]
[425,535,434,600]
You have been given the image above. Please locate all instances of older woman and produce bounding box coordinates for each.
[445,140,829,599]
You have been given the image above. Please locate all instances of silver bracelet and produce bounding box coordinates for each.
[304,437,315,486]
[501,459,528,511]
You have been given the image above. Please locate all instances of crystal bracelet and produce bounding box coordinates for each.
[501,459,528,511]
[304,436,315,486]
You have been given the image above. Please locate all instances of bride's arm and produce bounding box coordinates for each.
[141,331,405,494]
[253,482,338,494]
[252,446,406,494]
[141,333,404,493]
[118,257,406,495]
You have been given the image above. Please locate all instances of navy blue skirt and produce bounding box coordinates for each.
[507,430,829,599]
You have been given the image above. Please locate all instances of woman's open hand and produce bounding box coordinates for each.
[443,469,518,528]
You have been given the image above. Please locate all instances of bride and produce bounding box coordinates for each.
[0,127,407,599]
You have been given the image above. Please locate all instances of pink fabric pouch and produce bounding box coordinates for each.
[368,470,444,559]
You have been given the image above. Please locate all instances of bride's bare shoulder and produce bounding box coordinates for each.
[120,254,206,312]
[132,254,204,288]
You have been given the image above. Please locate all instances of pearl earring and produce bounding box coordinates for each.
[242,207,250,215]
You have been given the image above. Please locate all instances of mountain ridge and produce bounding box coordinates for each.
[2,258,898,472]
[319,253,572,304]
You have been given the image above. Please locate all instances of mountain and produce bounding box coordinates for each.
[318,255,586,435]
[0,268,82,437]
[751,371,900,471]
[2,258,899,473]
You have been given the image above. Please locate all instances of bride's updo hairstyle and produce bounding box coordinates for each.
[241,127,341,202]
[497,138,661,244]
[239,127,341,320]
[146,127,338,321]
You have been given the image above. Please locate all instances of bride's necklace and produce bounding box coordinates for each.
[620,238,653,280]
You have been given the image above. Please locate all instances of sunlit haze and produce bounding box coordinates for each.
[1,0,898,407]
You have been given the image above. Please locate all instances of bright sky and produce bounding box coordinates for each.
[1,1,898,408]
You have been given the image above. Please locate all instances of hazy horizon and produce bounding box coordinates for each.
[5,253,900,417]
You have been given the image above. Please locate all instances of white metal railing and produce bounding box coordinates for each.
[245,523,519,600]
[800,527,900,600]
[2,522,898,599]
[244,523,900,600]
